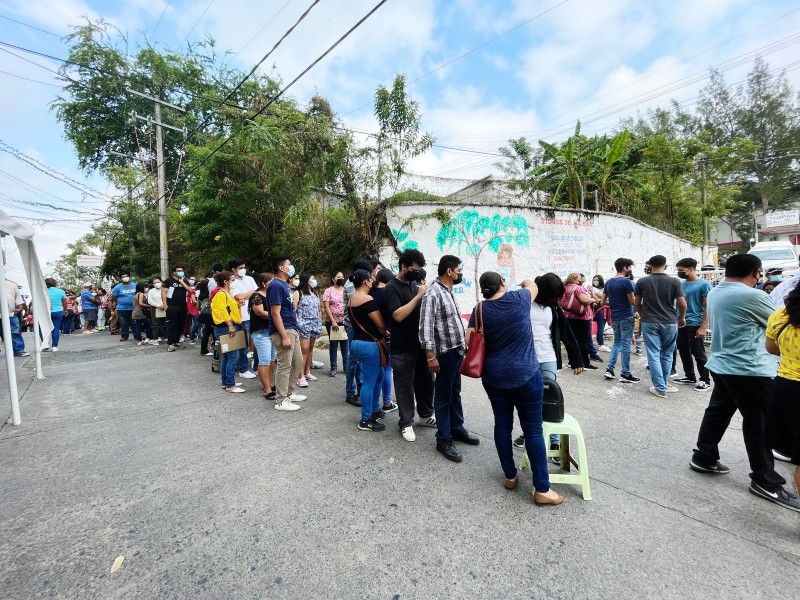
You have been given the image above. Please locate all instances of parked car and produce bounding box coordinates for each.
[747,241,799,277]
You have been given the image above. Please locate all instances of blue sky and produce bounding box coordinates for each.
[2,0,800,288]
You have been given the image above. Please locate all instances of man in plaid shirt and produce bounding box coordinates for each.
[419,255,480,462]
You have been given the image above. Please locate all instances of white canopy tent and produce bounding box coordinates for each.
[1,209,53,426]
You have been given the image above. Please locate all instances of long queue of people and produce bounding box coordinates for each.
[26,249,800,512]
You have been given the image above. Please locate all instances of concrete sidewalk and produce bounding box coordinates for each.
[1,330,798,599]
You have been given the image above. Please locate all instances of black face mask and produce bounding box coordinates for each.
[335,278,345,286]
[644,266,652,275]
[452,273,463,285]
[404,270,419,282]
[677,271,688,280]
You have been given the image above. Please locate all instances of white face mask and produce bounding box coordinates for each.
[188,279,196,285]
[154,282,162,289]
[122,277,130,283]
[237,268,247,277]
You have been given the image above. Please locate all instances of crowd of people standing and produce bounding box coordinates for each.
[10,246,798,513]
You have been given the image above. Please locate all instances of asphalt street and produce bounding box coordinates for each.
[1,330,798,599]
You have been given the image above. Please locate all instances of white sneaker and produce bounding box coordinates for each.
[305,373,318,381]
[419,415,437,428]
[179,336,186,342]
[598,345,612,352]
[240,371,257,379]
[52,347,59,352]
[296,377,309,387]
[275,399,301,411]
[401,426,416,442]
[311,360,324,369]
[288,393,307,402]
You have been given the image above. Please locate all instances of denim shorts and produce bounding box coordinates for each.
[251,329,277,365]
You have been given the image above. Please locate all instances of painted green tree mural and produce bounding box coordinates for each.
[436,210,529,302]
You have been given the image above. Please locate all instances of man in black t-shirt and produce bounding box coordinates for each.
[384,249,436,442]
[161,264,193,351]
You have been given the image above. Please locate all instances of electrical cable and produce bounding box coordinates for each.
[180,0,217,47]
[234,0,295,58]
[0,69,62,86]
[0,13,61,37]
[150,0,172,39]
[0,45,75,82]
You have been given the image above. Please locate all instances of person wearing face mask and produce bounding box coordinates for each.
[294,272,323,387]
[268,255,306,411]
[384,249,436,442]
[161,265,193,352]
[602,258,640,384]
[229,258,258,379]
[111,273,137,342]
[323,271,349,377]
[420,255,480,463]
[147,278,167,345]
[689,254,800,513]
[674,258,712,391]
[371,268,397,413]
[591,275,610,352]
[343,259,373,406]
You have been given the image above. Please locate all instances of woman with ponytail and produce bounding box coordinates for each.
[466,271,563,506]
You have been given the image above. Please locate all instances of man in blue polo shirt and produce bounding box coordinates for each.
[689,253,800,512]
[111,273,136,341]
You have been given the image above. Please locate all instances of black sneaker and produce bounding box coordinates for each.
[371,410,386,421]
[590,355,603,362]
[345,395,361,407]
[689,459,730,474]
[676,376,696,385]
[512,435,525,449]
[584,363,599,370]
[604,368,615,380]
[749,482,800,513]
[358,419,386,432]
[619,373,640,383]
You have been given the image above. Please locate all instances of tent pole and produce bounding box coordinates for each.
[26,248,44,379]
[0,234,21,425]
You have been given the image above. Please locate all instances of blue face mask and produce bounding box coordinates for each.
[176,271,185,278]
[310,279,318,289]
[287,265,295,277]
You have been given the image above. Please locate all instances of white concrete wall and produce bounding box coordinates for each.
[382,203,700,315]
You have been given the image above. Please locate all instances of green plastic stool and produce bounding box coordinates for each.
[519,413,592,500]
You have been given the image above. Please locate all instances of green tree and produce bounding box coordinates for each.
[536,122,604,208]
[494,137,545,204]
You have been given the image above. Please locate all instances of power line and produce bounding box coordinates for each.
[0,69,61,86]
[0,45,75,82]
[150,1,172,39]
[234,0,295,57]
[180,0,217,47]
[342,0,569,118]
[170,0,392,195]
[0,13,61,37]
[185,0,322,142]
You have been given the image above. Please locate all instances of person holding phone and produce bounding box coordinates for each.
[211,271,245,394]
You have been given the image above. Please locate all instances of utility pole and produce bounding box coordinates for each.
[700,155,708,265]
[126,85,186,280]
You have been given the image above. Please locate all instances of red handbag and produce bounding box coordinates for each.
[459,302,485,378]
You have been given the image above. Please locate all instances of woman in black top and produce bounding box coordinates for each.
[250,273,277,398]
[348,269,388,431]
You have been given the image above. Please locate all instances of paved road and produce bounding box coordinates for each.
[1,331,798,599]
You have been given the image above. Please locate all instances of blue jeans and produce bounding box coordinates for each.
[381,341,392,404]
[237,320,257,373]
[344,324,362,397]
[326,322,349,372]
[133,319,146,341]
[215,325,243,388]
[608,317,634,376]
[642,322,678,392]
[351,340,384,422]
[251,329,277,365]
[61,311,74,333]
[434,349,466,444]
[484,370,550,492]
[4,315,25,354]
[595,310,607,346]
[50,312,64,348]
[189,315,200,341]
[117,309,133,338]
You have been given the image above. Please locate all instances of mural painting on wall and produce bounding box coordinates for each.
[435,210,529,303]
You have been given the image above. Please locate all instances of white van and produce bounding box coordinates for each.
[748,241,800,276]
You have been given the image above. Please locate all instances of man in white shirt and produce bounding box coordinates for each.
[229,257,258,379]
